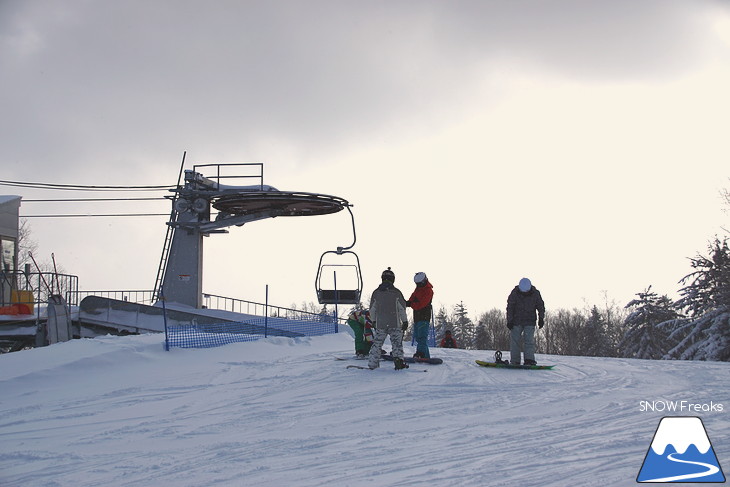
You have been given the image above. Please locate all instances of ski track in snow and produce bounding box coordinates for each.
[0,333,727,487]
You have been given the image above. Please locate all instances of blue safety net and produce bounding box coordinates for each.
[165,314,339,349]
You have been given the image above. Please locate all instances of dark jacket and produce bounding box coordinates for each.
[506,286,545,327]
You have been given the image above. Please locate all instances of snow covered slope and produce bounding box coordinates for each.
[0,333,727,487]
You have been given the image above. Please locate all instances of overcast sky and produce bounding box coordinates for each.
[2,0,729,317]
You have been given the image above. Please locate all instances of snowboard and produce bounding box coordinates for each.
[382,355,443,365]
[475,360,554,370]
[347,365,427,372]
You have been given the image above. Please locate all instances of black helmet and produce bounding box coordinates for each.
[381,267,395,283]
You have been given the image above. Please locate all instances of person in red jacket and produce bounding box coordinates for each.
[407,272,434,358]
[439,329,458,348]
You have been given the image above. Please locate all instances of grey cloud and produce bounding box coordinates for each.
[1,0,726,176]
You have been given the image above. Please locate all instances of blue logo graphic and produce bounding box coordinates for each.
[637,416,725,483]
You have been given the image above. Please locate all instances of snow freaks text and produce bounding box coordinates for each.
[639,400,724,413]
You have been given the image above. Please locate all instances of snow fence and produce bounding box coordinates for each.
[165,314,340,349]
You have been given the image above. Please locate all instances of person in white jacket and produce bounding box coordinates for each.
[367,267,410,370]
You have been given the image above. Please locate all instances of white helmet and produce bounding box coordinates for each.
[414,272,427,284]
[519,278,532,292]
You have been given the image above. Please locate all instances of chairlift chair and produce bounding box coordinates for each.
[315,249,363,305]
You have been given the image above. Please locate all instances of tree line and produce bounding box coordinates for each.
[426,297,629,358]
[302,233,728,362]
[419,235,729,362]
[315,186,730,362]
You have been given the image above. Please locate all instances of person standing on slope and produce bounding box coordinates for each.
[439,329,458,348]
[346,306,374,358]
[506,277,545,366]
[368,267,410,370]
[407,272,434,358]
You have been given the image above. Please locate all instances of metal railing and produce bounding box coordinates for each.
[71,289,157,306]
[1,271,79,308]
[68,290,345,323]
[202,293,344,323]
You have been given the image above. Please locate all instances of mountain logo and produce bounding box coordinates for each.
[637,416,725,483]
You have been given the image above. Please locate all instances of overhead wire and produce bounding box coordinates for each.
[22,213,171,218]
[0,179,175,191]
[3,178,175,218]
[23,197,167,202]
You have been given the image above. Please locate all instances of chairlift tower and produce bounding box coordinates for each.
[156,162,354,308]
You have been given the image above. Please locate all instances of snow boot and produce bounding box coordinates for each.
[393,358,409,370]
[524,359,537,366]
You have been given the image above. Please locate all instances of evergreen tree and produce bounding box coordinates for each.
[619,287,681,360]
[434,306,451,343]
[675,237,730,316]
[666,307,730,361]
[453,301,474,349]
[473,322,490,350]
[666,237,730,361]
[581,306,612,357]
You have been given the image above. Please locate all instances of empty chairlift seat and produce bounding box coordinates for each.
[315,250,363,305]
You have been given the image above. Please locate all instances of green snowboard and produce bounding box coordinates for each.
[475,360,555,370]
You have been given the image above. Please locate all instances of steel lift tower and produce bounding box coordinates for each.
[154,162,359,309]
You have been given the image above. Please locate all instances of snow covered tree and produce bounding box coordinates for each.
[665,237,730,361]
[666,308,730,361]
[434,306,451,343]
[618,287,682,360]
[452,301,474,349]
[674,237,730,316]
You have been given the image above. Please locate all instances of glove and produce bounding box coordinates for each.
[507,322,514,330]
[538,318,545,329]
[402,321,409,331]
[364,326,373,342]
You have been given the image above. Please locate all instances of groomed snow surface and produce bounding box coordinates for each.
[1,332,727,487]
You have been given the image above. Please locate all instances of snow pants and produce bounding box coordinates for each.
[347,319,372,355]
[413,320,431,358]
[368,326,404,369]
[510,325,536,365]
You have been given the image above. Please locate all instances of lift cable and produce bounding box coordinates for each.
[20,213,171,218]
[4,179,172,217]
[0,179,175,192]
[22,197,167,202]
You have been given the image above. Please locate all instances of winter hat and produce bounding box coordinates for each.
[518,278,532,292]
[381,267,395,283]
[414,272,427,284]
